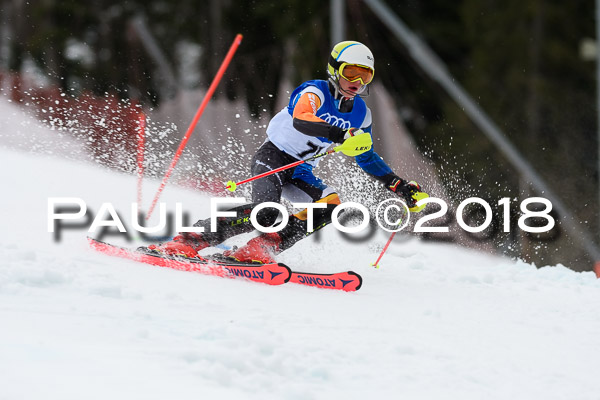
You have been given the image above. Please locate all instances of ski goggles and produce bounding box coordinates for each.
[339,63,374,85]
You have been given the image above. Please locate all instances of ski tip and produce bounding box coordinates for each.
[87,236,105,248]
[290,270,362,292]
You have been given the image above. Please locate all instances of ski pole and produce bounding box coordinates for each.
[224,134,372,191]
[146,34,243,219]
[372,230,397,269]
[371,191,429,268]
[225,148,335,191]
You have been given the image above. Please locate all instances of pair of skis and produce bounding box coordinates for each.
[88,238,362,292]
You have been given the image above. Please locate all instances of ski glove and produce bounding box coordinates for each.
[386,175,422,207]
[338,128,373,156]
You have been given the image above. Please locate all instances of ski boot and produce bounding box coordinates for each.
[223,232,282,264]
[148,232,210,258]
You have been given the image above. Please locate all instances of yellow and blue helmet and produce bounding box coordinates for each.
[327,41,375,95]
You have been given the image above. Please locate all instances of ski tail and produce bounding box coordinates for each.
[290,271,362,292]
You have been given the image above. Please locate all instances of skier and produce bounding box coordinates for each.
[149,40,423,263]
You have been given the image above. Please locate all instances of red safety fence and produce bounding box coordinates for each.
[0,71,142,173]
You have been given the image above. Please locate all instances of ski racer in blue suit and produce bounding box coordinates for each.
[150,40,423,263]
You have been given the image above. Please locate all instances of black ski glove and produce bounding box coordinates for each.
[385,175,422,207]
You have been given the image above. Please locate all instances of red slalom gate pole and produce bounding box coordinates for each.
[136,112,146,206]
[146,34,243,220]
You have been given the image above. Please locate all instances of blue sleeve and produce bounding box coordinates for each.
[354,129,393,177]
[355,147,393,177]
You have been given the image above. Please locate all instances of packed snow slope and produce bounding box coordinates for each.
[2,105,600,400]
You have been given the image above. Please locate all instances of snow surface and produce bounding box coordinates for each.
[2,99,600,400]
